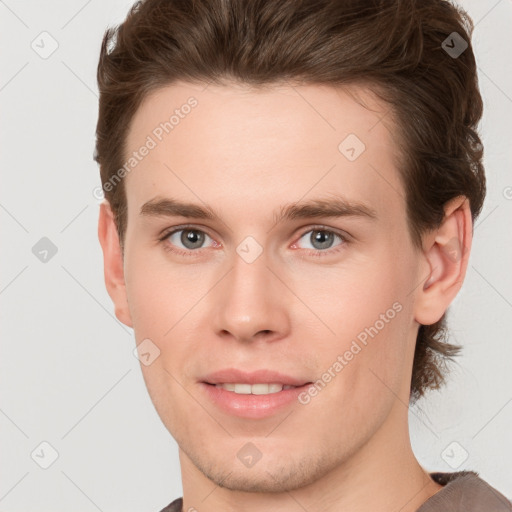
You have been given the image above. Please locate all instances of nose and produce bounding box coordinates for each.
[211,246,292,344]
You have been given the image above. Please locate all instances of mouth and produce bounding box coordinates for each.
[201,368,311,391]
[199,369,314,419]
[204,382,303,395]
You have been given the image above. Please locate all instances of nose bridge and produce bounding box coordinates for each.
[211,240,291,342]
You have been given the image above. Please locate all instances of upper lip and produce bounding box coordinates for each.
[202,368,311,387]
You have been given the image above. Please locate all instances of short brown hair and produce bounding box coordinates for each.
[94,0,486,402]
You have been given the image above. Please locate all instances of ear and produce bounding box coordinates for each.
[98,201,133,328]
[414,196,472,325]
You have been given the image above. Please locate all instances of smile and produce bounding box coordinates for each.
[213,383,297,394]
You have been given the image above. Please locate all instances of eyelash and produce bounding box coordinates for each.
[158,224,349,258]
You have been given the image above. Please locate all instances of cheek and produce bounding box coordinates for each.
[297,250,408,339]
[124,243,200,334]
[124,251,204,433]
[294,251,413,401]
[124,247,211,390]
[294,278,411,444]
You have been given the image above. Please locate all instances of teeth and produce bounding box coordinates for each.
[214,383,297,395]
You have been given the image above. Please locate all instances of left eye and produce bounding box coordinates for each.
[295,229,345,251]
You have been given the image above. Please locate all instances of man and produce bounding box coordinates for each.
[95,0,511,510]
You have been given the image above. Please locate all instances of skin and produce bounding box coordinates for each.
[98,81,473,512]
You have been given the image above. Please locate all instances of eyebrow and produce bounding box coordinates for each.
[139,196,378,224]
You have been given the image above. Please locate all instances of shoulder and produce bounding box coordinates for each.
[156,474,512,512]
[158,497,183,512]
[417,471,512,511]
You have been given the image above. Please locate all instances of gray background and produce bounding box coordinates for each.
[1,0,511,510]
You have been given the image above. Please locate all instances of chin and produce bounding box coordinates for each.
[185,442,332,493]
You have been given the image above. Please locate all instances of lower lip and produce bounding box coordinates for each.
[200,382,312,419]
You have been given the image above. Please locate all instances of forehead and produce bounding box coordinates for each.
[123,81,404,223]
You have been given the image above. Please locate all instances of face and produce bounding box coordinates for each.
[115,81,428,492]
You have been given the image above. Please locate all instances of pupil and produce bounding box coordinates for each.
[312,230,333,250]
[182,229,204,249]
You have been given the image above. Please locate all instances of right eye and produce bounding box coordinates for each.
[159,226,219,255]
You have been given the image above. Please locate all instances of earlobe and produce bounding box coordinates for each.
[414,196,472,326]
[97,201,133,328]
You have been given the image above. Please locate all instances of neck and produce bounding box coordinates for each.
[178,401,442,512]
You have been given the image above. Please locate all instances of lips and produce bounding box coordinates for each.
[201,368,311,387]
[200,373,314,418]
